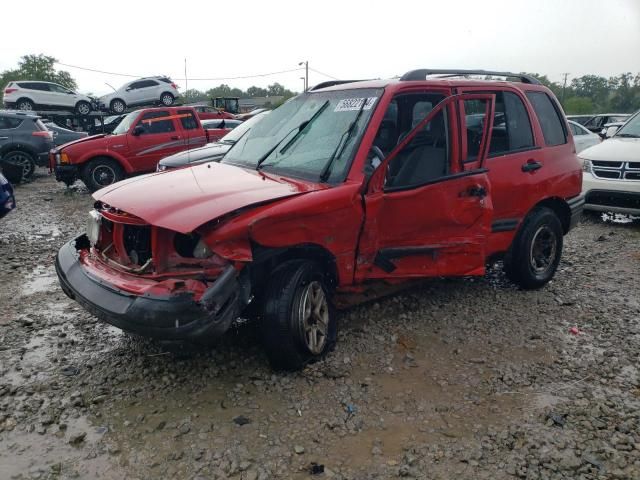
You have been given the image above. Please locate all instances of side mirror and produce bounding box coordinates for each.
[364,145,385,177]
[132,125,145,136]
[605,126,619,138]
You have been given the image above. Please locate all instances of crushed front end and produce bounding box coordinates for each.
[55,202,249,340]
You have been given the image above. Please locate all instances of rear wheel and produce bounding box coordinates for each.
[16,98,34,111]
[82,157,124,192]
[110,99,126,114]
[504,207,563,289]
[260,260,337,370]
[160,92,174,106]
[2,151,36,181]
[75,101,92,116]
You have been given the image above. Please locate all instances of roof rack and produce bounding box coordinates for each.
[400,69,541,85]
[309,80,370,91]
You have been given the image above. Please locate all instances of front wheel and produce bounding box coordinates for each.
[82,157,124,192]
[260,261,337,370]
[503,207,563,289]
[110,99,126,114]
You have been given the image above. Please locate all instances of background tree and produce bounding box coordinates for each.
[0,54,77,90]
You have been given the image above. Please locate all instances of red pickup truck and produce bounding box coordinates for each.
[51,107,211,191]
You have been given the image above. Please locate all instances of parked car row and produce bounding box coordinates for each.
[567,113,631,134]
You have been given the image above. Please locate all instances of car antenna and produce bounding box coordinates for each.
[184,57,191,162]
[105,82,116,92]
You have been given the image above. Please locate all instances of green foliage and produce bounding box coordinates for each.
[563,96,594,114]
[0,54,77,90]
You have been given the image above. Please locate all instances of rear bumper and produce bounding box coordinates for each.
[36,152,50,167]
[55,235,242,340]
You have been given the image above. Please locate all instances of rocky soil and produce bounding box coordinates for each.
[1,171,639,480]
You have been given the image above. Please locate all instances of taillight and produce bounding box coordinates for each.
[4,88,17,94]
[32,131,53,140]
[171,83,178,89]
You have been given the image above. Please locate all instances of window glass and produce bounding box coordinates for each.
[137,111,175,134]
[0,117,23,129]
[177,109,198,130]
[504,92,534,150]
[128,81,146,90]
[463,99,488,161]
[615,112,640,137]
[203,120,223,128]
[49,84,69,93]
[137,80,158,88]
[610,115,628,123]
[386,108,449,188]
[525,92,567,146]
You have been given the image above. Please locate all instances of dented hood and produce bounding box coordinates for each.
[93,162,319,233]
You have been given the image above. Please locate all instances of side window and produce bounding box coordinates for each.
[569,123,585,136]
[139,80,158,88]
[386,108,449,189]
[128,81,145,90]
[177,110,198,130]
[463,99,489,162]
[0,117,23,129]
[526,92,567,146]
[503,92,534,150]
[137,111,175,134]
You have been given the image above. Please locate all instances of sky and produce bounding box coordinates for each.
[1,0,639,96]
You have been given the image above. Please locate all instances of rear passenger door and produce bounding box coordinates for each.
[127,110,183,171]
[458,88,541,245]
[176,109,208,149]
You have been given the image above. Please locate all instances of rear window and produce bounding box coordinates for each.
[0,117,23,129]
[525,92,567,146]
[137,111,175,134]
[177,109,198,130]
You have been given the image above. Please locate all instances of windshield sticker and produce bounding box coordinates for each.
[334,97,377,112]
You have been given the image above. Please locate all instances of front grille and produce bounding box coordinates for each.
[585,190,640,210]
[122,225,152,266]
[591,161,640,181]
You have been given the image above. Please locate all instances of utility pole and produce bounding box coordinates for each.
[299,61,308,91]
[300,77,306,93]
[561,72,569,104]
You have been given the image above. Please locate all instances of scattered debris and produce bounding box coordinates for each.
[309,463,325,475]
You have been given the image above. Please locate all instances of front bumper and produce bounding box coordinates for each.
[55,235,242,340]
[582,172,640,215]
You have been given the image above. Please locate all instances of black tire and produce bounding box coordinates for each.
[160,92,175,106]
[503,207,563,290]
[82,157,124,192]
[75,101,92,116]
[110,99,126,114]
[16,98,34,111]
[2,151,36,181]
[260,260,337,370]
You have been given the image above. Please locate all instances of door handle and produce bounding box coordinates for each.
[522,159,542,172]
[461,185,487,198]
[170,136,181,140]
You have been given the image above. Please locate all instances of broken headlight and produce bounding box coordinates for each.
[193,238,213,259]
[86,210,102,246]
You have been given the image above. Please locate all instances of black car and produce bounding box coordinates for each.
[0,111,54,181]
[43,120,88,146]
[157,111,269,171]
[87,114,126,136]
[0,172,16,219]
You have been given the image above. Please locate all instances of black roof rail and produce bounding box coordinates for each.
[309,80,370,91]
[400,69,541,85]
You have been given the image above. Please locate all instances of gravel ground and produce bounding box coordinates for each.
[1,170,639,480]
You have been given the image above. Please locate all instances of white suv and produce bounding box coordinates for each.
[580,110,640,215]
[99,76,180,114]
[3,81,94,115]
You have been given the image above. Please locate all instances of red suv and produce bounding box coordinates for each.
[51,107,211,191]
[55,70,584,370]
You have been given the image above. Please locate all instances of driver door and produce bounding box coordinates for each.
[356,93,496,280]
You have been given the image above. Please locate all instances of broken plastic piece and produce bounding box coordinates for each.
[569,327,580,335]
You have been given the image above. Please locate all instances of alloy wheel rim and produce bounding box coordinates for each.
[18,102,32,111]
[11,154,32,177]
[298,281,329,354]
[113,102,124,113]
[529,225,557,274]
[78,103,90,114]
[162,95,172,105]
[93,165,116,186]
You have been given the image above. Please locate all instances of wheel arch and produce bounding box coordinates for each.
[0,143,37,159]
[530,196,571,234]
[15,96,35,107]
[81,153,133,174]
[250,242,339,293]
